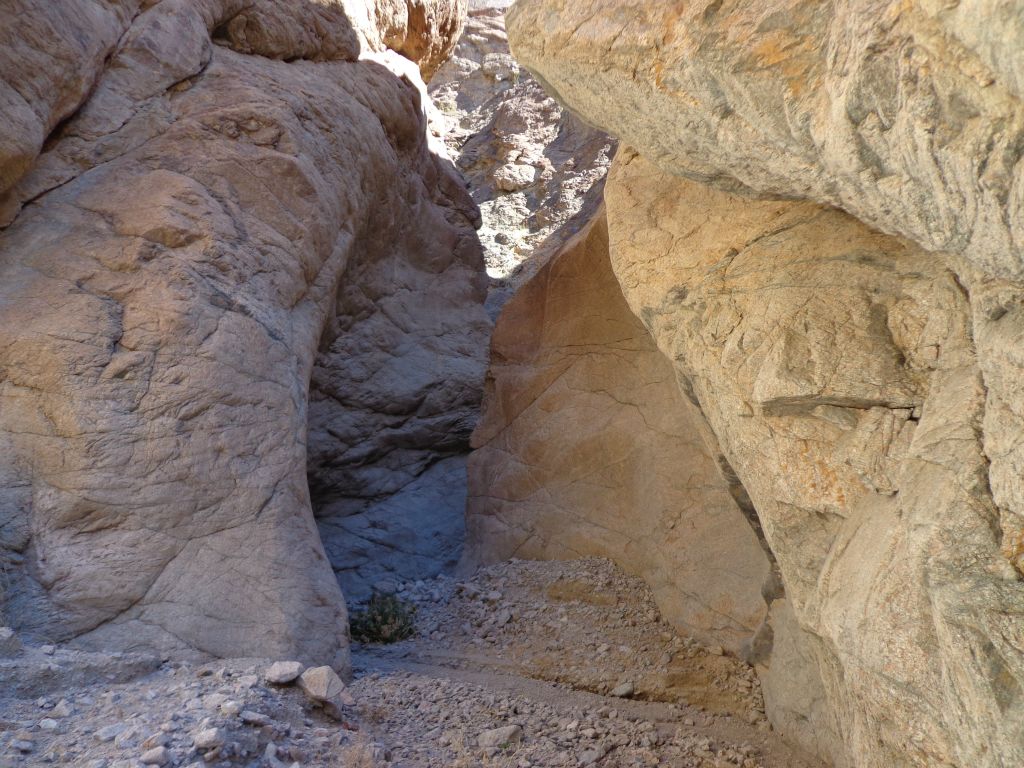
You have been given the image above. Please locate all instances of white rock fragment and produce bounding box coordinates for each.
[140,745,171,766]
[265,660,305,684]
[193,727,225,750]
[610,682,634,698]
[0,627,21,657]
[478,724,523,748]
[298,666,354,707]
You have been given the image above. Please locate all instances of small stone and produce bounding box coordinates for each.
[140,746,170,766]
[610,682,635,698]
[141,732,168,749]
[51,700,71,718]
[12,739,34,753]
[219,700,243,716]
[708,645,724,656]
[494,163,537,192]
[265,661,305,684]
[240,710,271,726]
[299,666,354,708]
[38,719,58,731]
[114,727,140,749]
[496,609,513,627]
[39,644,56,655]
[193,727,224,750]
[578,744,609,765]
[478,725,523,748]
[94,723,128,743]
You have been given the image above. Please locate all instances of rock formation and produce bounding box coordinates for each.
[465,212,774,656]
[0,0,487,669]
[427,0,614,316]
[487,1,1024,765]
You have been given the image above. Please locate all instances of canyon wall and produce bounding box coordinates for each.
[0,0,486,668]
[465,212,775,656]
[493,1,1024,765]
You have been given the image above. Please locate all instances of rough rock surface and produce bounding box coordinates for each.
[503,2,1024,765]
[465,212,775,656]
[0,559,824,768]
[0,0,485,667]
[428,0,614,316]
[319,456,468,602]
[605,149,1024,768]
[506,0,1024,281]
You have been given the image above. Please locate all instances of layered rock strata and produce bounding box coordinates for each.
[0,0,486,668]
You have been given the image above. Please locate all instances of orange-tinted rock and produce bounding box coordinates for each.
[465,211,773,655]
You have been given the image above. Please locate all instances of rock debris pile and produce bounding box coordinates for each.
[0,558,822,768]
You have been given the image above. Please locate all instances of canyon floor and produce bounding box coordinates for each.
[0,558,822,768]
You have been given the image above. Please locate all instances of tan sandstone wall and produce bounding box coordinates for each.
[465,211,776,657]
[501,1,1024,765]
[0,0,485,670]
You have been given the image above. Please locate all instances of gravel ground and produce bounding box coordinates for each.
[0,558,823,768]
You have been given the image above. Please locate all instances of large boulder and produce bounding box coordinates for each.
[506,0,1024,280]
[465,211,775,656]
[0,0,485,668]
[505,2,1024,764]
[605,149,1023,768]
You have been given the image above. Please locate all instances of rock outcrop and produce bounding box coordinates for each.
[465,212,775,657]
[0,0,486,668]
[506,0,1024,281]
[497,1,1024,765]
[428,0,614,316]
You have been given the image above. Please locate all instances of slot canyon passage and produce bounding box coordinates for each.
[2,1,1024,767]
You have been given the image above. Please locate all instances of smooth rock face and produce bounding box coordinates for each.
[506,0,1024,282]
[465,212,773,655]
[0,0,484,667]
[604,150,1024,768]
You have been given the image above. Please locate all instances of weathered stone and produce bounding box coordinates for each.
[427,1,614,317]
[264,661,304,685]
[192,727,224,750]
[0,627,20,658]
[465,212,773,655]
[609,682,633,699]
[603,148,1024,768]
[507,0,1024,281]
[477,724,522,748]
[139,746,170,766]
[298,666,355,709]
[0,0,486,667]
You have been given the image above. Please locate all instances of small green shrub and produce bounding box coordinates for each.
[349,593,417,644]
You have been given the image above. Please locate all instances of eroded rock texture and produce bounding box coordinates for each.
[464,212,775,657]
[428,1,614,316]
[0,0,486,668]
[506,0,1024,281]
[500,1,1024,765]
[607,149,1024,768]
